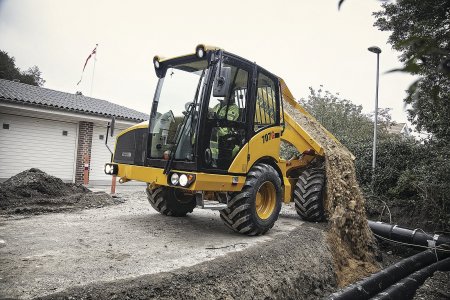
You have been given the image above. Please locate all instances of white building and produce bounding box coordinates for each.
[0,79,148,183]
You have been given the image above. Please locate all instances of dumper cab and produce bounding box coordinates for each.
[111,46,282,176]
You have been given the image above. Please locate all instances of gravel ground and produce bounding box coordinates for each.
[37,223,336,300]
[0,190,313,299]
[1,176,442,299]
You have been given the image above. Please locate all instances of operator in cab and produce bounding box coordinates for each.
[212,96,239,121]
[209,93,241,166]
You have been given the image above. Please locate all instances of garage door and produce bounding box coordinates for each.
[0,113,77,181]
[89,125,122,182]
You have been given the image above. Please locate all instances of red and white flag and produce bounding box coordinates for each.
[77,44,98,85]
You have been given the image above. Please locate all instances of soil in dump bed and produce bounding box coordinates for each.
[284,102,379,286]
[0,168,120,214]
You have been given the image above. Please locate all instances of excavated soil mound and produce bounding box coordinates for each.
[284,103,379,286]
[0,168,120,214]
[37,224,337,300]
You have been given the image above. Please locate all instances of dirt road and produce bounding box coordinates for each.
[0,190,305,299]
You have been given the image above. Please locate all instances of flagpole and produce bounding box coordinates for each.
[90,47,97,97]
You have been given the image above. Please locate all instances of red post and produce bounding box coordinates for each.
[83,154,90,185]
[111,175,116,195]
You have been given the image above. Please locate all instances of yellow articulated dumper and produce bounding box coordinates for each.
[104,44,336,235]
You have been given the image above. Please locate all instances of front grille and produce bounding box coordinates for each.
[113,128,147,166]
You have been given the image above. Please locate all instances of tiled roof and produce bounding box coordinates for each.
[0,79,148,122]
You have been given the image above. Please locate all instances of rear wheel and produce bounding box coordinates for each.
[146,185,196,217]
[294,168,326,221]
[220,163,282,235]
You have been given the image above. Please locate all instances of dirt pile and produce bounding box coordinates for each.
[284,102,379,286]
[0,168,119,214]
[37,224,337,300]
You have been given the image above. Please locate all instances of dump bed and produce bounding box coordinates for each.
[278,78,344,158]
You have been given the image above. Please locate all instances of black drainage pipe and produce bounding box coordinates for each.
[370,256,450,300]
[327,250,439,300]
[368,220,450,248]
[329,222,450,300]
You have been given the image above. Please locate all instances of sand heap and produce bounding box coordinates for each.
[0,168,117,214]
[284,102,379,286]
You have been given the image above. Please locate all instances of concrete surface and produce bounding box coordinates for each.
[0,190,303,299]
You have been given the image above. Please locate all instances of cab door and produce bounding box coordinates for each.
[197,56,253,174]
[245,69,282,169]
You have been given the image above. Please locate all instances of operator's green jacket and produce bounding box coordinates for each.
[210,102,240,158]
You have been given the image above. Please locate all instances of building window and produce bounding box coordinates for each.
[62,130,68,136]
[99,135,104,140]
[3,123,9,130]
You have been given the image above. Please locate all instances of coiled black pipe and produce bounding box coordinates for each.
[370,256,450,300]
[368,220,450,248]
[327,250,438,300]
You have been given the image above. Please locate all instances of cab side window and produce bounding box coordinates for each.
[254,72,278,131]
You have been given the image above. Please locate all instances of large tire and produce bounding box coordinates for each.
[220,163,282,236]
[294,168,326,221]
[146,185,196,217]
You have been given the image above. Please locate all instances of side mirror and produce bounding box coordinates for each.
[213,66,231,97]
[109,116,115,137]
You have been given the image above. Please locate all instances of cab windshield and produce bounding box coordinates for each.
[149,59,209,161]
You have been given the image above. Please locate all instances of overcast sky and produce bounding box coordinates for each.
[0,0,415,122]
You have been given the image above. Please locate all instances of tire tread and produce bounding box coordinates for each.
[294,168,326,222]
[146,185,195,217]
[219,163,281,235]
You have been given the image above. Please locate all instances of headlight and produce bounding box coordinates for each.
[169,172,195,187]
[170,173,179,185]
[104,163,118,175]
[154,60,160,69]
[179,174,188,187]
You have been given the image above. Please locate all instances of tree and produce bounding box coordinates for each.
[299,86,392,146]
[373,0,450,142]
[0,50,45,86]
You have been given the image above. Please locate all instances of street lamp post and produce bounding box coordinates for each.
[368,46,381,185]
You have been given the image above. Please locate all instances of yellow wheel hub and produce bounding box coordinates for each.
[255,181,276,220]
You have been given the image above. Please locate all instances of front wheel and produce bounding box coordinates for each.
[146,185,196,217]
[220,163,282,235]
